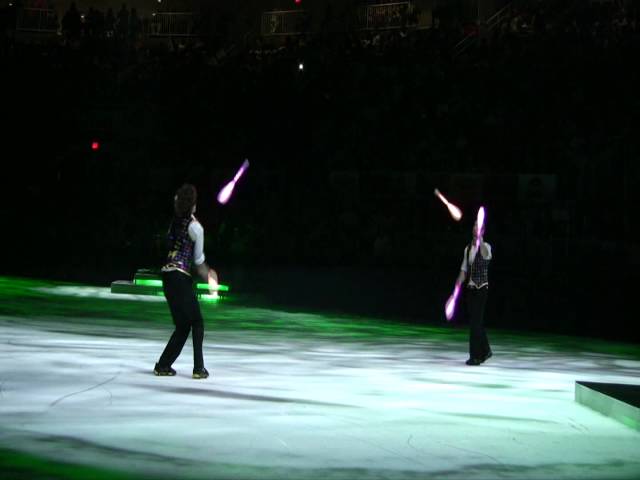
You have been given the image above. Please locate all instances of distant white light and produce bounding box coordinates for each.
[298,62,304,71]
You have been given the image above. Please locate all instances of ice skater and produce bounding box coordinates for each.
[454,217,493,365]
[154,183,217,379]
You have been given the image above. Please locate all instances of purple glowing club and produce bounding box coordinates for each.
[218,159,250,205]
[445,283,461,321]
[475,206,485,249]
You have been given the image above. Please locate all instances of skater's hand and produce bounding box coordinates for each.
[207,268,219,295]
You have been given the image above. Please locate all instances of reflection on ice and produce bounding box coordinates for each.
[37,286,166,302]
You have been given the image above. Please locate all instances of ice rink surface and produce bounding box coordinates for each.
[0,279,639,479]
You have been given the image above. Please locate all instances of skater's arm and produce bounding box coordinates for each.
[194,261,212,283]
[189,220,206,266]
[457,246,469,286]
[189,219,210,281]
[195,262,219,294]
[480,242,492,260]
[189,218,219,293]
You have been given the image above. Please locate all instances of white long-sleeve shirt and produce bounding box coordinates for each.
[188,217,206,266]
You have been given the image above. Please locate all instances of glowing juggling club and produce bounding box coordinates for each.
[445,283,461,321]
[475,206,485,250]
[434,188,463,221]
[217,159,250,205]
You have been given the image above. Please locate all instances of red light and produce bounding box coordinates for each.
[91,141,100,151]
[294,0,301,4]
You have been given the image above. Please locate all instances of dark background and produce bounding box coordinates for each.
[2,0,638,342]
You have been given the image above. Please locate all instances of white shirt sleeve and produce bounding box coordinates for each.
[460,246,469,272]
[482,242,492,260]
[188,218,206,266]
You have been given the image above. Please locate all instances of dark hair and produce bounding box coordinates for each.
[174,183,197,217]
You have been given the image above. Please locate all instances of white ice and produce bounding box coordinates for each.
[0,311,639,480]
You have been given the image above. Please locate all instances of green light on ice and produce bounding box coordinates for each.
[200,293,220,303]
[135,278,229,292]
[154,291,219,302]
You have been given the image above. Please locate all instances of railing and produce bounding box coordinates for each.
[357,2,412,31]
[485,2,514,32]
[453,2,513,57]
[261,10,309,36]
[147,12,198,37]
[16,7,59,33]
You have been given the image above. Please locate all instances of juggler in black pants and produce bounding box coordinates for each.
[466,286,490,361]
[158,270,205,370]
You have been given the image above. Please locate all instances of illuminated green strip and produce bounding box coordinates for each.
[134,278,229,292]
[155,291,220,302]
[200,294,220,303]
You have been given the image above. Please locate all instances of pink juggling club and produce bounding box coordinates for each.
[217,159,250,205]
[445,283,461,321]
[475,206,485,249]
[434,188,463,221]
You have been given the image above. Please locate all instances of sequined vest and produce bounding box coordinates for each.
[164,216,195,273]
